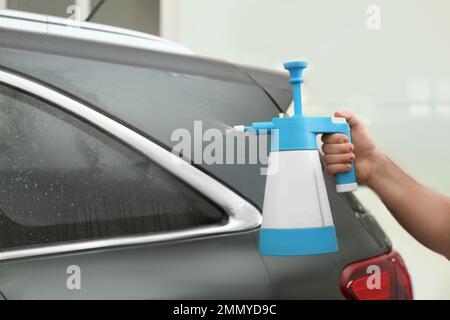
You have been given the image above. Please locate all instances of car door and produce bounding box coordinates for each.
[0,71,270,299]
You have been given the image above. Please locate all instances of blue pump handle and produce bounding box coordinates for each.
[312,120,357,187]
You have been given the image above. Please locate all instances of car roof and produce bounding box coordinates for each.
[0,9,193,55]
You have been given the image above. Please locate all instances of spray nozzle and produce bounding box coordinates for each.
[233,122,275,134]
[232,125,246,133]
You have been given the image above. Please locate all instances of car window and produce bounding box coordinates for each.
[0,84,226,251]
[0,46,280,209]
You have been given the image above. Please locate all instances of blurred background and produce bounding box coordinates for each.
[3,0,450,299]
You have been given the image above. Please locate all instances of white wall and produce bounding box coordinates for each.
[162,0,450,299]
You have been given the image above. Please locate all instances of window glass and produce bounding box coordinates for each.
[0,47,281,208]
[0,85,226,251]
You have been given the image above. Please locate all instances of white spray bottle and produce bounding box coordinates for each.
[236,61,357,256]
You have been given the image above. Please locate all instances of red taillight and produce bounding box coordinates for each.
[340,251,413,300]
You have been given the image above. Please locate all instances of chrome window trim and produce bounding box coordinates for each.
[0,69,262,261]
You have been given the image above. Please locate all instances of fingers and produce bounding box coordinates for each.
[322,142,354,154]
[321,111,360,177]
[323,152,355,165]
[325,163,352,176]
[321,133,348,144]
[321,130,355,177]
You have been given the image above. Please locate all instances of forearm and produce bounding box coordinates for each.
[367,152,450,259]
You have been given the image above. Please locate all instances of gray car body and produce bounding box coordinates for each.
[0,25,391,300]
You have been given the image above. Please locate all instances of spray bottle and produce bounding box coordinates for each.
[235,61,357,256]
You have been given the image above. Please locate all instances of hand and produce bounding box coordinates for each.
[321,111,382,185]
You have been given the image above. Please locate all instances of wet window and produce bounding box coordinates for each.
[0,47,281,209]
[0,85,226,251]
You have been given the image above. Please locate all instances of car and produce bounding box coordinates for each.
[0,9,412,300]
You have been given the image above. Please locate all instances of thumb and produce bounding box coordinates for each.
[334,111,360,128]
